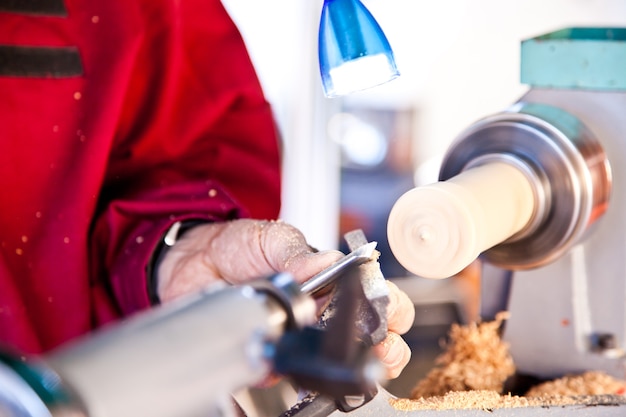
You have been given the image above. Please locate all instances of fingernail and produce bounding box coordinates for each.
[382,334,404,367]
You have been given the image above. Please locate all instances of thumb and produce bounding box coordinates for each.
[258,220,344,283]
[282,250,345,284]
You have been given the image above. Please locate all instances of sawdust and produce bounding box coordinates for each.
[393,312,626,411]
[410,311,514,398]
[391,390,626,411]
[526,370,626,397]
[392,390,529,411]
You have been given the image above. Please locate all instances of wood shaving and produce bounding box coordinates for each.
[391,391,626,411]
[525,371,626,397]
[393,312,626,411]
[410,311,514,398]
[393,390,529,411]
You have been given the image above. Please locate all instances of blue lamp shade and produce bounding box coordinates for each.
[318,0,399,98]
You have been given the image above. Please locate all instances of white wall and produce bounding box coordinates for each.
[222,0,341,250]
[222,0,626,248]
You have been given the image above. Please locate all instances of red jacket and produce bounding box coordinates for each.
[0,0,281,354]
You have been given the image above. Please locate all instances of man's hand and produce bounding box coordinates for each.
[374,280,414,379]
[157,219,413,379]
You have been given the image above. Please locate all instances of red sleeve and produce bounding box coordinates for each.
[90,0,282,316]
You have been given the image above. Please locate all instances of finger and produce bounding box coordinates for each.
[259,221,344,283]
[282,250,345,284]
[372,332,412,380]
[385,280,415,335]
[199,219,283,284]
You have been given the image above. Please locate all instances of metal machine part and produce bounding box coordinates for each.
[496,88,626,380]
[44,267,385,417]
[439,102,611,270]
[465,28,626,381]
[452,30,626,384]
[44,280,300,417]
[388,101,611,279]
[0,358,82,417]
[408,95,623,380]
[437,30,626,387]
[279,230,390,417]
[275,267,381,414]
[300,241,377,296]
[0,361,50,417]
[0,349,93,417]
[343,229,390,346]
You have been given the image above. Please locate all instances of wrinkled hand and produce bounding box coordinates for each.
[157,218,414,379]
[373,280,414,379]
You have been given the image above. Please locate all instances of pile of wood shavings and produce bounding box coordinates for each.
[392,312,626,411]
[526,371,626,397]
[410,311,514,398]
[393,390,529,411]
[391,389,625,411]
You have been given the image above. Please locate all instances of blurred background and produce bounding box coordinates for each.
[222,0,625,403]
